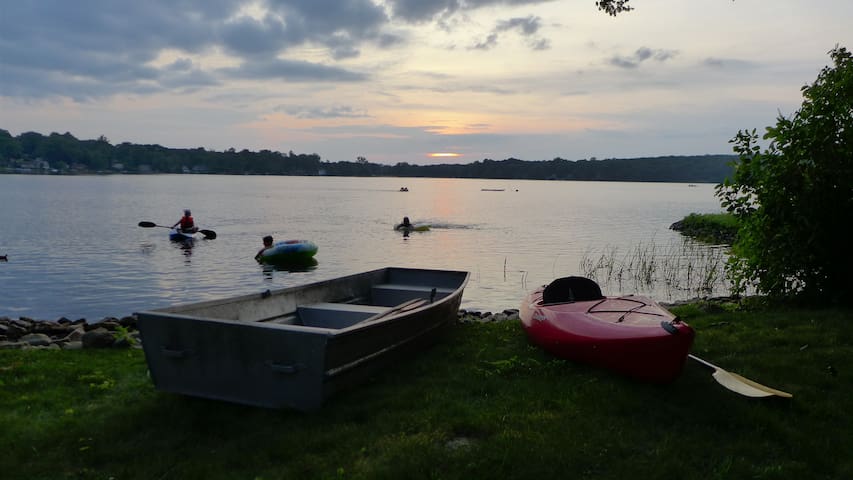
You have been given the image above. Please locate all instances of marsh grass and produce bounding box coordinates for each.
[580,238,732,299]
[2,304,852,479]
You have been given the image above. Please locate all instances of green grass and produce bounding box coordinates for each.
[673,213,739,244]
[2,304,852,480]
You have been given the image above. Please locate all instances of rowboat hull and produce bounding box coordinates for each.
[520,279,694,383]
[136,267,469,410]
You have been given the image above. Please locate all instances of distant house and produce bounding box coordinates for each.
[112,163,125,171]
[191,165,208,174]
[15,158,50,173]
[138,164,152,173]
[33,158,50,170]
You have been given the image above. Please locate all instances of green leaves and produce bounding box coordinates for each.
[596,1,634,16]
[716,46,853,303]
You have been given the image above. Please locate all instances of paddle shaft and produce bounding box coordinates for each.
[138,221,216,239]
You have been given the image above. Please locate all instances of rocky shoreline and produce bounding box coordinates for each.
[0,315,142,350]
[0,309,522,351]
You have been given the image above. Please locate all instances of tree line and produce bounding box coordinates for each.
[0,129,734,183]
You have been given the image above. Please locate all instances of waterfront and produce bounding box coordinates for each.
[0,175,726,320]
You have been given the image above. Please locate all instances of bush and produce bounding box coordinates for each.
[716,46,853,303]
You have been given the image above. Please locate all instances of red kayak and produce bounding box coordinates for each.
[519,276,694,383]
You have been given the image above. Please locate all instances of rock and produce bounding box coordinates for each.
[0,341,26,350]
[3,324,27,340]
[119,315,137,328]
[62,341,84,350]
[32,321,75,337]
[82,328,115,348]
[63,327,86,342]
[20,333,52,347]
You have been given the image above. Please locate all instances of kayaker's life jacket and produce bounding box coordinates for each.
[179,215,195,231]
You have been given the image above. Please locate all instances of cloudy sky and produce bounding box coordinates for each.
[1,0,850,165]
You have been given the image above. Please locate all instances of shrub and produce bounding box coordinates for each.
[716,46,853,303]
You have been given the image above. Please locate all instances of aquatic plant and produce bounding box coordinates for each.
[579,239,733,299]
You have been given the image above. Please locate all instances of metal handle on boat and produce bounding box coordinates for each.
[267,361,302,374]
[161,347,190,358]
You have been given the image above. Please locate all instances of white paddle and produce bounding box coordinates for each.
[689,354,792,398]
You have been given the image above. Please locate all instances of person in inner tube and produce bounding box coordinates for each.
[255,235,274,261]
[172,209,198,233]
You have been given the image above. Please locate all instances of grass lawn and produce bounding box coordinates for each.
[1,303,851,480]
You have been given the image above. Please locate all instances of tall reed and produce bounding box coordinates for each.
[579,239,733,299]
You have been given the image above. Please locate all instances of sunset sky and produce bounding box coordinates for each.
[1,1,850,165]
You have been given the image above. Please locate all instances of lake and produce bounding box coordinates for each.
[0,174,727,320]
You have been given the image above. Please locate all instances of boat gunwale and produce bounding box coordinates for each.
[135,267,470,335]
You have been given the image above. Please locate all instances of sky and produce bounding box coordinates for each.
[1,1,851,165]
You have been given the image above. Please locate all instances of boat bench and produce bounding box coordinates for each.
[371,283,455,307]
[297,302,389,329]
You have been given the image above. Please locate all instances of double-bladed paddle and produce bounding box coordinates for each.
[688,354,792,398]
[138,221,217,240]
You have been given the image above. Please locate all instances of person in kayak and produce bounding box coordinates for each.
[255,235,274,262]
[172,209,198,233]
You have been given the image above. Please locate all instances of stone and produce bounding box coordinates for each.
[20,333,52,347]
[82,328,115,348]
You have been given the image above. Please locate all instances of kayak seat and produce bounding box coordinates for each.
[542,276,604,304]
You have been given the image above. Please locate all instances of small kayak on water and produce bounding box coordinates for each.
[394,223,430,232]
[169,228,198,242]
[257,240,318,264]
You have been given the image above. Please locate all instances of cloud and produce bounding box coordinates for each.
[608,47,679,69]
[495,16,542,36]
[276,104,371,119]
[701,57,756,70]
[469,15,550,51]
[1,0,560,100]
[471,33,500,51]
[219,58,368,82]
[386,0,551,23]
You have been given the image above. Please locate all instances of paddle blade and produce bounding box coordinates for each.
[200,229,217,240]
[689,354,792,399]
[138,221,157,228]
[712,370,793,398]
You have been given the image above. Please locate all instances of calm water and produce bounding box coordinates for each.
[0,175,726,320]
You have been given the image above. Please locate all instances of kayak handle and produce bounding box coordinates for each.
[660,321,680,334]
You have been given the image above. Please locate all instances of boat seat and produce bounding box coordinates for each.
[371,284,455,307]
[542,276,604,304]
[297,303,388,329]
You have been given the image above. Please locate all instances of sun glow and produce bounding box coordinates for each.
[428,152,462,158]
